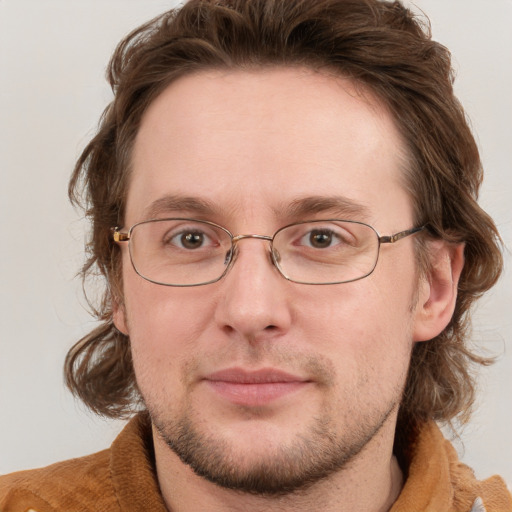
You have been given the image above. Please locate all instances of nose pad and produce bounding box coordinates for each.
[224,248,233,266]
[272,247,281,264]
[226,237,277,272]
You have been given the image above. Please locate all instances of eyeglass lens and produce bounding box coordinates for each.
[127,219,380,286]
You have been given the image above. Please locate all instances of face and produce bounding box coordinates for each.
[115,68,426,494]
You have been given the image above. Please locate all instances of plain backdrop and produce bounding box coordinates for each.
[1,0,511,486]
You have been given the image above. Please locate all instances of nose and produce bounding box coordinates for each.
[214,237,293,343]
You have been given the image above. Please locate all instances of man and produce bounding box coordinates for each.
[1,0,510,510]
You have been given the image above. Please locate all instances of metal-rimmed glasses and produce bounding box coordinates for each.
[112,218,424,287]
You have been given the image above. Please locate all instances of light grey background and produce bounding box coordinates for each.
[1,0,511,486]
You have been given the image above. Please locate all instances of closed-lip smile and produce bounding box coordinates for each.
[203,368,311,406]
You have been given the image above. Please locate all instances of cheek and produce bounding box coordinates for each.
[305,277,414,339]
[302,277,416,377]
[123,282,218,410]
[122,272,215,367]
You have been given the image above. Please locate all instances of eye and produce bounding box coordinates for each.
[299,228,346,249]
[306,229,336,248]
[163,226,217,250]
[176,231,207,249]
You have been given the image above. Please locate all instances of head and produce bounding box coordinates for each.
[66,0,502,489]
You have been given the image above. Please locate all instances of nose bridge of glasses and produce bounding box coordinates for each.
[229,233,277,267]
[232,234,273,243]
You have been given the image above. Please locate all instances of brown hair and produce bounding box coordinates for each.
[66,0,502,430]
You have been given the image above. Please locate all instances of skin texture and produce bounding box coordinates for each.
[114,68,464,512]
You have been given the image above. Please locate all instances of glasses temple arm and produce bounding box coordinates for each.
[111,227,130,243]
[379,226,424,244]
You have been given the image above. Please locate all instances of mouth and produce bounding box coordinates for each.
[203,368,312,407]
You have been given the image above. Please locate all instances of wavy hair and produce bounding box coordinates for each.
[66,0,502,431]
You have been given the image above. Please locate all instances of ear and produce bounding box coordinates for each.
[412,240,465,342]
[112,296,129,336]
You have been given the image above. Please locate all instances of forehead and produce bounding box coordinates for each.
[127,67,411,229]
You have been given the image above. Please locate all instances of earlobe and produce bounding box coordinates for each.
[412,241,465,342]
[112,297,129,336]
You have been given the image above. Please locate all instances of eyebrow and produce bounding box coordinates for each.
[281,195,372,221]
[141,194,371,223]
[142,195,218,220]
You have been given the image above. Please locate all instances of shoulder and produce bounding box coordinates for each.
[0,448,119,512]
[393,421,512,512]
[0,413,164,512]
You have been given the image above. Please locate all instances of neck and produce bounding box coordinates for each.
[153,420,404,512]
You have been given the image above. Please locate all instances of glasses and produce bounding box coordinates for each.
[112,218,423,287]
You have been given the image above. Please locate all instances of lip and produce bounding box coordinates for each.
[203,368,311,406]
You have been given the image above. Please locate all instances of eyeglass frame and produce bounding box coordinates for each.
[112,218,424,287]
